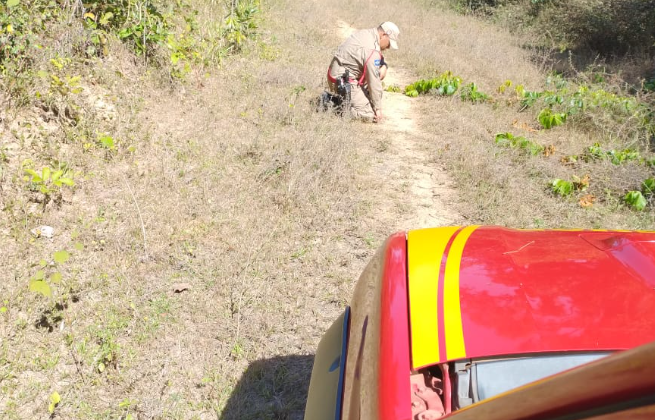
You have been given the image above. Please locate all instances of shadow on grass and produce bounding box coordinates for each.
[220,355,314,420]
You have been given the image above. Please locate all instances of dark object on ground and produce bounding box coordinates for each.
[316,70,352,116]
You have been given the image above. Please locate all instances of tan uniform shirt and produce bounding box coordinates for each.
[329,28,384,112]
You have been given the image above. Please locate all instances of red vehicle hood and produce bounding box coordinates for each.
[408,226,655,368]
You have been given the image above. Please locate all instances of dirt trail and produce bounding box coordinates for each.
[336,20,460,230]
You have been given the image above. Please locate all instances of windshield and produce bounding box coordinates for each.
[474,353,610,401]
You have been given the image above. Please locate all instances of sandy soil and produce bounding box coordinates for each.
[336,20,460,230]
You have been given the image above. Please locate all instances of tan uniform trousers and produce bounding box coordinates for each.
[349,84,376,120]
[327,80,376,121]
[328,59,376,121]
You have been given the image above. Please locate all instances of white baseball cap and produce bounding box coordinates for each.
[380,21,400,49]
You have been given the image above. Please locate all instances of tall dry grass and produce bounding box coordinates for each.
[1,0,415,418]
[396,0,654,229]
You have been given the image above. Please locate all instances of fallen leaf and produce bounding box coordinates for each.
[512,119,538,133]
[574,174,591,191]
[173,283,191,293]
[560,155,578,166]
[543,145,556,156]
[579,194,596,208]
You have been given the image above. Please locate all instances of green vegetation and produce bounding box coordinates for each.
[494,132,544,155]
[460,82,490,103]
[405,66,654,213]
[624,179,655,211]
[624,190,647,211]
[385,84,402,93]
[1,0,262,417]
[445,0,655,56]
[405,71,462,97]
[551,178,574,197]
[0,0,260,100]
[537,108,566,129]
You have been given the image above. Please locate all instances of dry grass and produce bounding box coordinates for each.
[2,0,653,419]
[399,0,655,229]
[1,0,413,418]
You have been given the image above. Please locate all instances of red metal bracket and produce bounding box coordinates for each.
[410,370,446,420]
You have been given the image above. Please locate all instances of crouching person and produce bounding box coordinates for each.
[326,22,399,123]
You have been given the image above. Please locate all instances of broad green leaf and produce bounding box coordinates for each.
[53,250,70,264]
[99,12,114,25]
[58,177,75,186]
[494,133,512,146]
[0,307,7,313]
[98,362,105,372]
[625,191,647,211]
[74,242,84,251]
[50,272,62,284]
[641,179,655,196]
[99,136,115,149]
[39,259,47,267]
[48,391,61,414]
[29,280,52,298]
[7,0,19,7]
[538,109,566,129]
[42,167,51,182]
[51,170,62,182]
[551,179,573,196]
[50,59,63,70]
[33,270,45,280]
[24,169,42,183]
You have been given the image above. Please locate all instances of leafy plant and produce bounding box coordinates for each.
[520,90,543,109]
[642,178,655,196]
[582,143,642,165]
[34,57,84,123]
[222,0,259,53]
[538,108,567,129]
[385,84,402,93]
[24,165,74,192]
[551,179,573,196]
[405,71,462,97]
[23,163,75,210]
[497,79,512,93]
[48,391,61,414]
[29,250,71,298]
[624,191,647,211]
[460,82,490,103]
[494,132,544,155]
[83,0,170,56]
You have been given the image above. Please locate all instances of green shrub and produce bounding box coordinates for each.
[405,71,462,97]
[624,190,647,211]
[551,179,573,196]
[460,82,490,103]
[446,0,655,56]
[83,0,170,56]
[494,132,544,155]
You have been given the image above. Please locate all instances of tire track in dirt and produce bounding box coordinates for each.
[336,20,460,230]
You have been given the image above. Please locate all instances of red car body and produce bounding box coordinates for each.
[305,226,655,420]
